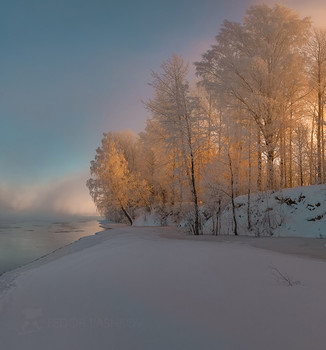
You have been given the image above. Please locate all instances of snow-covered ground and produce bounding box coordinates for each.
[0,225,325,350]
[214,184,326,238]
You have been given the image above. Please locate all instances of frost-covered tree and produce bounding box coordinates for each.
[293,124,310,186]
[305,28,326,183]
[145,54,204,234]
[196,3,311,189]
[138,118,183,216]
[110,130,140,173]
[86,3,326,233]
[87,132,150,225]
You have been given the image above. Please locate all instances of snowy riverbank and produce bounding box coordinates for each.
[0,226,326,350]
[214,184,326,237]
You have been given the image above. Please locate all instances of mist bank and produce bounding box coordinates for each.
[0,171,97,218]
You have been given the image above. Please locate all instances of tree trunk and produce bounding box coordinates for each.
[279,129,285,188]
[257,129,262,191]
[228,151,238,236]
[310,115,315,184]
[322,101,325,182]
[121,206,133,225]
[190,150,200,235]
[266,148,274,190]
[289,109,293,188]
[317,92,322,184]
[218,111,222,156]
[247,128,252,230]
[299,149,304,186]
[216,198,221,236]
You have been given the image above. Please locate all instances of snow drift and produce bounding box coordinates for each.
[212,184,326,238]
[0,226,326,350]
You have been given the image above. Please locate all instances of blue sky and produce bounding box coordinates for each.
[0,0,325,215]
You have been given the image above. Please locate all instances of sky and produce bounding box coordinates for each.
[1,0,326,217]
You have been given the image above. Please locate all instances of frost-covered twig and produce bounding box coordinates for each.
[270,266,301,287]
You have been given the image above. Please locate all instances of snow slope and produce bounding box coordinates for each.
[0,226,326,350]
[216,184,326,238]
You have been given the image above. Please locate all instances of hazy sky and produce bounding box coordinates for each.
[1,0,325,216]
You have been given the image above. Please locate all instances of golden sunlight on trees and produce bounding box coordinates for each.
[196,3,311,189]
[145,54,207,235]
[87,132,150,225]
[305,28,326,183]
[88,3,326,234]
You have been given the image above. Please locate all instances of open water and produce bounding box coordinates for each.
[0,216,104,275]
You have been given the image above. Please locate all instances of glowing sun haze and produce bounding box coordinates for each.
[273,0,326,26]
[0,172,96,217]
[1,0,325,216]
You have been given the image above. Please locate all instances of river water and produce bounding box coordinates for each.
[0,216,105,275]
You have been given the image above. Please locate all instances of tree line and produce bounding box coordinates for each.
[87,3,326,235]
